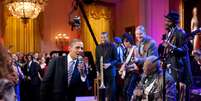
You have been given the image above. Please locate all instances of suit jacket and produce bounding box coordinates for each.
[136,36,158,66]
[165,27,193,86]
[95,42,118,77]
[131,72,176,101]
[28,61,41,86]
[40,56,85,101]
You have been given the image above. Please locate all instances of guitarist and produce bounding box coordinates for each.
[159,11,193,101]
[119,26,158,101]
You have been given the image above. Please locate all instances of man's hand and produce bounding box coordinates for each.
[78,63,85,71]
[78,63,87,82]
[119,63,126,74]
[164,40,176,49]
[127,63,139,70]
[134,88,143,96]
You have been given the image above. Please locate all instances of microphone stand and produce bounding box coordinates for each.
[158,41,172,101]
[151,54,167,101]
[159,42,183,101]
[154,55,166,101]
[161,58,166,101]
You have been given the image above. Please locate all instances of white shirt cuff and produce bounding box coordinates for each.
[80,75,87,82]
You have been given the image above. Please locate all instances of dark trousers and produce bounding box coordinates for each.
[105,75,116,101]
[30,85,40,101]
[123,72,140,101]
[116,71,124,101]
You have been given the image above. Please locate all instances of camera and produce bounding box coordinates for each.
[69,16,81,30]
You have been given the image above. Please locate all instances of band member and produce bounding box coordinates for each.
[40,39,87,101]
[119,33,140,101]
[131,56,176,101]
[119,25,158,101]
[134,25,158,66]
[95,32,118,101]
[113,36,125,101]
[159,11,193,101]
[113,37,124,64]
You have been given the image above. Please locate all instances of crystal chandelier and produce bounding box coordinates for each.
[4,0,48,19]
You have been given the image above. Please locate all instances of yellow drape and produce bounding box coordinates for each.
[81,3,112,60]
[2,6,41,53]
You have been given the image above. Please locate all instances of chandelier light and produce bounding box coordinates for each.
[4,0,48,19]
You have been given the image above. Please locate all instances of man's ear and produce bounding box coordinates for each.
[68,45,72,50]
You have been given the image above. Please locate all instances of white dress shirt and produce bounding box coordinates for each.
[67,55,86,82]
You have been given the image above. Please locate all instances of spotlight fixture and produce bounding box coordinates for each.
[69,16,81,31]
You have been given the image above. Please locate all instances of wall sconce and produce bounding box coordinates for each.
[55,33,69,51]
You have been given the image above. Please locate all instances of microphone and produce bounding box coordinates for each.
[78,55,83,64]
[77,55,86,77]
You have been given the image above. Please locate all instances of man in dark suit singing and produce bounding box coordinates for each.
[40,39,87,101]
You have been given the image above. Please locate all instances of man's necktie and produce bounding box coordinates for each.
[68,61,75,86]
[138,42,143,56]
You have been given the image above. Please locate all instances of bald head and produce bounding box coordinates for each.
[143,55,160,75]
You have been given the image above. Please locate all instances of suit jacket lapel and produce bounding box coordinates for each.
[63,56,68,87]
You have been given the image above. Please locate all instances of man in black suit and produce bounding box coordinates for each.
[23,54,42,101]
[159,11,193,101]
[40,39,87,101]
[96,32,118,101]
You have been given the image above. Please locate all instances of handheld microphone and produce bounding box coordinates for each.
[77,55,86,76]
[78,55,83,64]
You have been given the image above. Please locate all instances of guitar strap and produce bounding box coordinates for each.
[125,45,136,64]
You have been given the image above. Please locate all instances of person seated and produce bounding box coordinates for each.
[131,56,176,101]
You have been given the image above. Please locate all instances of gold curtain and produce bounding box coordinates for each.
[81,3,113,60]
[2,6,41,53]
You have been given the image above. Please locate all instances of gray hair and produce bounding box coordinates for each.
[135,25,146,35]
